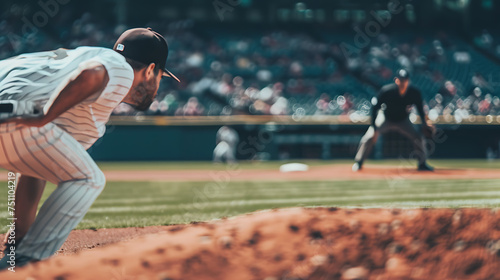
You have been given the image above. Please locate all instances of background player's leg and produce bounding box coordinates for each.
[354,121,399,171]
[394,120,428,166]
[0,124,106,261]
[354,121,394,166]
[354,126,378,164]
[214,141,231,163]
[213,142,224,163]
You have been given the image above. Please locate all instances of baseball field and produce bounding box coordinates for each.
[0,159,499,279]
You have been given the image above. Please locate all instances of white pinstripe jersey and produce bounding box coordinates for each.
[0,47,134,149]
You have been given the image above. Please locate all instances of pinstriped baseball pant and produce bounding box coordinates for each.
[0,123,105,260]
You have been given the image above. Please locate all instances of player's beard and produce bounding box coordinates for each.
[130,76,157,111]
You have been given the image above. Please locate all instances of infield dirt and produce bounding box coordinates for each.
[99,164,500,182]
[1,164,500,183]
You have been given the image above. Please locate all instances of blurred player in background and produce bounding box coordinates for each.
[213,125,239,164]
[353,69,435,172]
[0,27,179,269]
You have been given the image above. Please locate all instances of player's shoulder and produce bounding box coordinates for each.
[75,46,116,55]
[77,47,133,80]
[75,47,128,66]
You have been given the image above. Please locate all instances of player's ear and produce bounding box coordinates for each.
[145,63,156,79]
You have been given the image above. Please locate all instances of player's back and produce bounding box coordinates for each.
[0,47,119,109]
[0,46,134,148]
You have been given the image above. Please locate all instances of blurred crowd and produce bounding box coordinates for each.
[475,30,500,58]
[343,30,500,121]
[1,6,500,120]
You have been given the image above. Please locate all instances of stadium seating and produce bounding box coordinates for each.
[1,14,499,117]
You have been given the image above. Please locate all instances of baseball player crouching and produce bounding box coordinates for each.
[0,28,179,269]
[352,69,435,172]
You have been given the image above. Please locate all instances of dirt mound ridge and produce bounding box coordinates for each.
[1,207,500,279]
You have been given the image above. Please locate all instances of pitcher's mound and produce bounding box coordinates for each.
[1,207,500,280]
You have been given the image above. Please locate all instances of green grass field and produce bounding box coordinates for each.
[0,159,499,232]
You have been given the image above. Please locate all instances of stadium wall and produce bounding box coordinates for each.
[88,117,500,161]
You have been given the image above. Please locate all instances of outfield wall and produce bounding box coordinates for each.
[88,116,500,161]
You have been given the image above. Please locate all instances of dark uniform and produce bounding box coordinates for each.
[353,73,433,171]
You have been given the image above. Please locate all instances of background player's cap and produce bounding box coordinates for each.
[396,69,410,80]
[114,27,180,82]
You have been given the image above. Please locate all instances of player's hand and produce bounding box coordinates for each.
[0,114,47,128]
[422,123,435,139]
[425,119,434,127]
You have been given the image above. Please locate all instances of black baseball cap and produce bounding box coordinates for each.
[396,69,410,80]
[114,28,180,82]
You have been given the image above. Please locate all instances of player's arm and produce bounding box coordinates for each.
[3,61,109,127]
[370,89,384,128]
